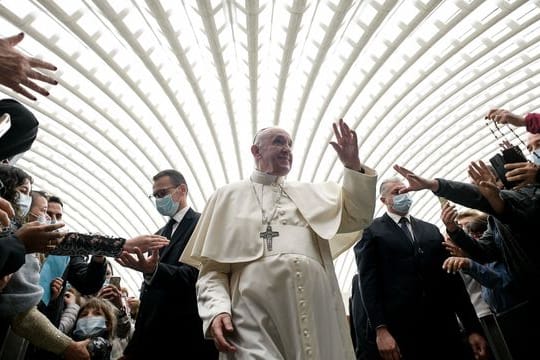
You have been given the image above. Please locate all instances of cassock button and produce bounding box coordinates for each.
[281,219,287,225]
[279,210,285,216]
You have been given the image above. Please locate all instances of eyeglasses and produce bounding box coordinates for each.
[148,186,177,201]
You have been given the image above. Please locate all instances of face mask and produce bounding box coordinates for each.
[16,193,32,217]
[73,315,107,340]
[528,149,540,165]
[155,192,179,217]
[391,193,413,214]
[30,213,49,224]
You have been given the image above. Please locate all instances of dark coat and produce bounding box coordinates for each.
[435,178,540,298]
[123,208,217,359]
[354,213,481,360]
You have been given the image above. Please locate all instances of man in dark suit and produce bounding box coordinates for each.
[354,177,488,360]
[118,169,217,359]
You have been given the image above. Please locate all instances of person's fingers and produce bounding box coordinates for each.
[11,83,36,100]
[5,32,24,47]
[0,211,10,227]
[340,119,351,139]
[479,181,498,191]
[442,258,450,271]
[332,122,342,144]
[27,57,57,71]
[27,69,57,85]
[41,222,66,232]
[212,317,236,352]
[390,349,401,360]
[0,198,15,218]
[504,161,528,171]
[20,78,49,96]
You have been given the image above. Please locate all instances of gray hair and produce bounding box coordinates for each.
[379,177,403,197]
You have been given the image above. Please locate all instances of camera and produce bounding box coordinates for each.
[86,337,112,360]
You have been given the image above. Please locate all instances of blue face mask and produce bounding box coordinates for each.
[155,193,179,217]
[528,149,540,165]
[16,192,32,217]
[391,193,413,214]
[73,315,107,340]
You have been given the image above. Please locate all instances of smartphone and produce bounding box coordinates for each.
[109,276,121,289]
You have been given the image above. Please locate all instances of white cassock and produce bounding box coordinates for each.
[180,167,377,360]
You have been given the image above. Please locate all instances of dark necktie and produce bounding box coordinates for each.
[161,218,177,240]
[399,217,414,244]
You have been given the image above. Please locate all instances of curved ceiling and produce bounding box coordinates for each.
[2,0,539,303]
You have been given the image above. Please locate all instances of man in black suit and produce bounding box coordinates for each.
[118,169,217,359]
[354,177,487,360]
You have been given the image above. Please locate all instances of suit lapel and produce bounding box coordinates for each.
[382,213,414,249]
[409,216,422,244]
[160,208,196,260]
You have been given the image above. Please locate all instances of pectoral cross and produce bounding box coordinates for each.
[260,225,279,251]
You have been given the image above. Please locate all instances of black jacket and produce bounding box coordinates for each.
[123,208,217,359]
[434,178,540,297]
[354,213,481,360]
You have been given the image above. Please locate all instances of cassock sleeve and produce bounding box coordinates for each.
[197,259,232,338]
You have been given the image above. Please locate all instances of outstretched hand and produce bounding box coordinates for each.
[393,165,439,193]
[0,33,58,100]
[485,108,525,128]
[329,119,362,171]
[468,161,505,214]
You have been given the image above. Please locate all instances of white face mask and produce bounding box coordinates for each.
[16,192,32,217]
[529,149,540,165]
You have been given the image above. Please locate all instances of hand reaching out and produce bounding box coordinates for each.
[0,33,58,100]
[467,161,504,214]
[116,248,159,274]
[443,238,468,258]
[392,164,439,193]
[485,109,526,128]
[442,256,471,274]
[440,202,458,232]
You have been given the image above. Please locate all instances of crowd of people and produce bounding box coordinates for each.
[1,31,538,360]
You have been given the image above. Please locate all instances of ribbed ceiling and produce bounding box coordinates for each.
[2,0,539,303]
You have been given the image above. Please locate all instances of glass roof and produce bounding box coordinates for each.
[2,0,539,305]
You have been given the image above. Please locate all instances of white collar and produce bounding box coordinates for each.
[250,169,285,186]
[172,205,190,223]
[386,210,411,224]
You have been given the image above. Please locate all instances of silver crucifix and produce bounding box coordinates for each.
[260,225,279,251]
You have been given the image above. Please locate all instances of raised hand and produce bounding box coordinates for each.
[485,109,525,128]
[393,164,439,193]
[440,202,458,232]
[467,161,505,214]
[329,119,362,171]
[0,33,58,100]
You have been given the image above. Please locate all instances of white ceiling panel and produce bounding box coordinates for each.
[1,0,537,303]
